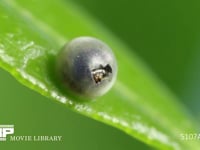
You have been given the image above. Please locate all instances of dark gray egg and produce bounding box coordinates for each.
[56,37,117,99]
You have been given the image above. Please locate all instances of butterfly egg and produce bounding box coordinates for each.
[56,36,118,99]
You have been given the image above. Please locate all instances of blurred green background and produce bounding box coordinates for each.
[72,0,200,118]
[1,0,200,149]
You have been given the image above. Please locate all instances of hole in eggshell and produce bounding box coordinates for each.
[91,64,112,84]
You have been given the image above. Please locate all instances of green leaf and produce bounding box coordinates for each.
[0,0,199,149]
